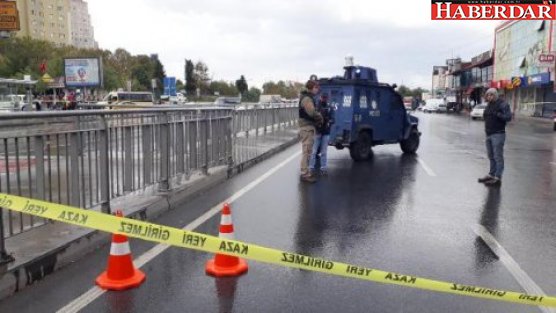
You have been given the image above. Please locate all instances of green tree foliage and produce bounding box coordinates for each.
[396,85,428,99]
[243,87,261,102]
[235,75,248,96]
[184,59,196,96]
[176,79,185,93]
[0,37,166,93]
[262,80,302,99]
[194,61,210,95]
[209,80,238,96]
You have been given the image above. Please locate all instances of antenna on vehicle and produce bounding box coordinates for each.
[345,55,354,67]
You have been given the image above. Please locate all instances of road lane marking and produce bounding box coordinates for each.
[416,157,437,177]
[473,224,555,313]
[56,150,301,313]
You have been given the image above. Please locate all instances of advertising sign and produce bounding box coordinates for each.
[64,58,102,87]
[535,53,556,67]
[527,72,550,85]
[0,1,19,31]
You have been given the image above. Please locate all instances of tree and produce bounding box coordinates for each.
[235,75,248,96]
[209,80,238,96]
[176,79,185,93]
[194,61,210,95]
[243,87,261,102]
[397,85,412,97]
[185,59,196,96]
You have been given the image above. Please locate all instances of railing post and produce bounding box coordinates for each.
[0,210,15,274]
[99,117,111,214]
[33,135,45,201]
[142,123,153,185]
[227,116,233,169]
[68,132,81,207]
[159,113,170,191]
[123,126,133,192]
[176,119,185,174]
[201,115,209,175]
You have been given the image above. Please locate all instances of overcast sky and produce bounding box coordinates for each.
[87,0,499,90]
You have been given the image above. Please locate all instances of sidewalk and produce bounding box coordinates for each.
[0,127,299,300]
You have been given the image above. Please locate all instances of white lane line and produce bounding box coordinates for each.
[57,150,301,313]
[472,225,554,313]
[416,157,437,177]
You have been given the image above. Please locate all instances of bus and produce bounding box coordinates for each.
[99,91,154,107]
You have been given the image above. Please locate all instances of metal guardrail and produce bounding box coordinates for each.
[520,102,556,118]
[0,106,298,250]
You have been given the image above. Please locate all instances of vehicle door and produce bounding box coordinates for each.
[368,89,388,140]
[386,90,404,140]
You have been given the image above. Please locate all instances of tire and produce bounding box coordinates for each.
[553,122,556,131]
[349,131,372,161]
[400,128,420,154]
[471,117,476,120]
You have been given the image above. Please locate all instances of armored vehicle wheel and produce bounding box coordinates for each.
[349,131,372,161]
[400,128,420,154]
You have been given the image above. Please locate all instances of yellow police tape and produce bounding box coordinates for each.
[0,192,554,308]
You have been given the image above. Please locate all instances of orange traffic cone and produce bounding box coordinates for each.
[96,210,146,290]
[206,203,248,277]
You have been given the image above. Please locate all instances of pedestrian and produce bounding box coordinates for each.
[477,88,512,186]
[309,93,334,176]
[298,80,323,183]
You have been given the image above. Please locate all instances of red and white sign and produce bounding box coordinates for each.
[432,1,556,20]
[535,53,556,67]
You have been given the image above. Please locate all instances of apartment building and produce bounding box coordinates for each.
[69,0,96,49]
[15,0,96,48]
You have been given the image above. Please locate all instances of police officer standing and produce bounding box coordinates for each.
[298,80,323,183]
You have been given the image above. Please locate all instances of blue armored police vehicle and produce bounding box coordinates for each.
[318,64,420,161]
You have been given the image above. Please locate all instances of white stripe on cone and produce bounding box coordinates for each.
[110,242,131,256]
[221,214,232,225]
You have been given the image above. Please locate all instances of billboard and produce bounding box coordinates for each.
[64,58,102,87]
[0,1,19,31]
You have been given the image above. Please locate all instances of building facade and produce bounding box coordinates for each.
[69,0,96,49]
[16,0,71,45]
[493,20,556,117]
[15,0,96,48]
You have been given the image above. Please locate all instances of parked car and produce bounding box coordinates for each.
[470,104,487,120]
[422,99,440,113]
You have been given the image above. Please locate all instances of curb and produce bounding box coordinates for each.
[0,136,299,301]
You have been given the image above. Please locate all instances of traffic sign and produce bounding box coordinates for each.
[0,1,19,31]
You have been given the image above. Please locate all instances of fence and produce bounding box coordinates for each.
[0,106,298,246]
[520,102,556,118]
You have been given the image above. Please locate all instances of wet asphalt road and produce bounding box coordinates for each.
[0,112,555,313]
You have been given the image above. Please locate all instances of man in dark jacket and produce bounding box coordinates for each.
[478,88,512,186]
[309,93,334,176]
[298,80,323,183]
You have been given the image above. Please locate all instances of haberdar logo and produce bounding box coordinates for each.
[432,0,555,20]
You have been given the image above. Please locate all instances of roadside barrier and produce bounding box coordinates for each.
[205,203,248,277]
[0,193,554,308]
[95,210,146,290]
